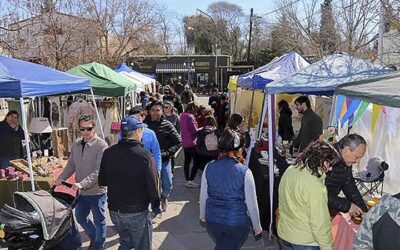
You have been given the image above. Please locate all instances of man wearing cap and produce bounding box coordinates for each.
[144,100,181,212]
[129,105,162,216]
[99,115,159,250]
[55,114,108,250]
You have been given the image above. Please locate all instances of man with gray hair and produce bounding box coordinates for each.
[325,133,368,217]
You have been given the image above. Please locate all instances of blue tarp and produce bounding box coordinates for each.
[237,51,310,90]
[114,63,156,79]
[266,53,394,95]
[0,56,90,98]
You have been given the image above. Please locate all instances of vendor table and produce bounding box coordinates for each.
[332,213,359,250]
[0,168,76,208]
[0,176,53,207]
[247,148,289,232]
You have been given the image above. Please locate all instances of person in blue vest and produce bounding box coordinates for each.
[199,128,262,249]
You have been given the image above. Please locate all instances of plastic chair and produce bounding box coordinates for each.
[354,157,389,197]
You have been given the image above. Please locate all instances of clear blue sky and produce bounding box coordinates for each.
[156,0,276,17]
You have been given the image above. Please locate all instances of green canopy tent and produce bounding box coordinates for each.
[68,62,136,96]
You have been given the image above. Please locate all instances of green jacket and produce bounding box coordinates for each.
[278,165,333,250]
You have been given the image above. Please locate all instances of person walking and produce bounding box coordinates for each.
[144,100,181,211]
[99,115,159,250]
[196,116,219,171]
[55,115,108,250]
[129,106,162,216]
[180,102,200,188]
[181,84,195,111]
[200,128,262,249]
[163,101,180,174]
[278,140,340,250]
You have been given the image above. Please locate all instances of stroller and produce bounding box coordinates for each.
[0,182,82,250]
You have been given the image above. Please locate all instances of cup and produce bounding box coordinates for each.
[367,200,376,209]
[352,216,362,225]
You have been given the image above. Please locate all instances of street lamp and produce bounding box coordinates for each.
[196,8,220,92]
[183,60,194,85]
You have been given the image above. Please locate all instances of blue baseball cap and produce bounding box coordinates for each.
[121,115,147,133]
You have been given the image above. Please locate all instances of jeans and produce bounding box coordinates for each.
[75,193,107,250]
[206,222,249,250]
[160,160,173,199]
[110,210,152,250]
[183,147,199,181]
[279,238,321,250]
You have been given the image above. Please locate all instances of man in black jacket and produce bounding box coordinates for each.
[325,134,368,217]
[292,96,323,152]
[144,100,182,212]
[99,115,159,250]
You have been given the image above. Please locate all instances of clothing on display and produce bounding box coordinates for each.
[67,99,97,140]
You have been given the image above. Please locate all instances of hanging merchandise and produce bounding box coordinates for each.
[371,104,381,133]
[48,97,61,128]
[351,101,370,127]
[67,98,97,140]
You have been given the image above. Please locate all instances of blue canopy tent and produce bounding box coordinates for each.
[114,63,156,79]
[234,52,310,130]
[0,56,102,191]
[237,51,310,90]
[261,52,393,235]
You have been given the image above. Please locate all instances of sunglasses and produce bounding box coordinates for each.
[163,106,171,109]
[79,127,93,132]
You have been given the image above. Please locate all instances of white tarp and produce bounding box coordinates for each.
[119,71,155,92]
[350,106,400,195]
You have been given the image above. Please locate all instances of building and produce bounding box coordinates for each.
[381,28,400,68]
[127,55,253,92]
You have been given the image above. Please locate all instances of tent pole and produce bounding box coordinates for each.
[90,89,105,139]
[267,93,274,238]
[247,89,256,131]
[20,98,35,191]
[233,87,238,113]
[256,91,267,139]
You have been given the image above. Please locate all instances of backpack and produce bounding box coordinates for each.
[204,132,218,151]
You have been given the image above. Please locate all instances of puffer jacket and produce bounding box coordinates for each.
[325,144,368,213]
[179,112,198,148]
[144,115,181,161]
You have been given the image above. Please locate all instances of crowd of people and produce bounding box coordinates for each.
[47,91,395,250]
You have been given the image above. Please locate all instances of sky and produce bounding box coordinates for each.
[156,0,276,17]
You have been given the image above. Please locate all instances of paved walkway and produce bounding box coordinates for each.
[76,155,279,249]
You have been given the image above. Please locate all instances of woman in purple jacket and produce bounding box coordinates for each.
[179,102,200,188]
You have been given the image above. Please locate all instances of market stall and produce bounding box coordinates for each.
[68,62,137,142]
[262,52,393,234]
[334,71,400,195]
[115,63,155,93]
[234,51,309,129]
[0,55,93,192]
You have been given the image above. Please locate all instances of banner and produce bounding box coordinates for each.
[341,99,361,127]
[371,104,381,133]
[351,101,370,126]
[335,95,346,126]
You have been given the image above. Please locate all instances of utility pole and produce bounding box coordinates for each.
[196,8,220,91]
[247,8,254,63]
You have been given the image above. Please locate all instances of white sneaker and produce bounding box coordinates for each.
[185,180,199,188]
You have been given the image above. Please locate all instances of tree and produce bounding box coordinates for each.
[320,0,339,54]
[207,1,247,61]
